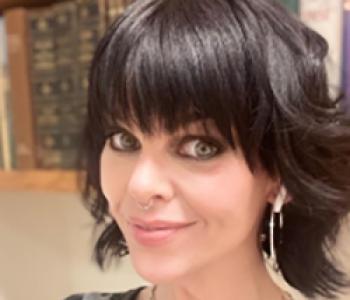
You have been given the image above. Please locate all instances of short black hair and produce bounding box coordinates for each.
[78,0,350,299]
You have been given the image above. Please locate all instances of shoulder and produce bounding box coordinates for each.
[64,286,147,300]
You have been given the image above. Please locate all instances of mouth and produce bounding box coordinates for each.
[128,218,196,230]
[133,223,194,231]
[128,221,197,246]
[134,224,178,231]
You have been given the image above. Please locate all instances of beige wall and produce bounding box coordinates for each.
[0,191,349,300]
[0,191,146,300]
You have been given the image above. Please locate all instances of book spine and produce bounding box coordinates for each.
[0,17,5,169]
[29,3,81,169]
[52,1,80,169]
[108,0,125,24]
[77,0,103,67]
[4,8,37,169]
[98,0,108,32]
[279,0,299,14]
[343,0,350,112]
[28,7,61,169]
[0,17,15,170]
[300,0,344,97]
[0,18,4,169]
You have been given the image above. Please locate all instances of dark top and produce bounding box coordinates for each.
[64,286,147,300]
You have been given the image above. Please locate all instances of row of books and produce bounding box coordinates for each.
[0,0,349,170]
[0,0,129,170]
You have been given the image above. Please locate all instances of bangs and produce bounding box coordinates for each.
[88,0,304,170]
[99,0,246,136]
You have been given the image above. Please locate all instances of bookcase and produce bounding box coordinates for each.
[0,0,127,192]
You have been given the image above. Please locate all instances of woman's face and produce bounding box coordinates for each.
[100,120,277,283]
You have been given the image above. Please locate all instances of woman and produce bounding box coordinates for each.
[66,0,350,299]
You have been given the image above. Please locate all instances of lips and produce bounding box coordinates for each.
[134,224,180,231]
[128,219,196,246]
[128,218,195,230]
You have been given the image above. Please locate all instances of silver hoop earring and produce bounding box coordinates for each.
[137,198,155,211]
[269,186,286,272]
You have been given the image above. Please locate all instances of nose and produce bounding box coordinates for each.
[127,156,174,208]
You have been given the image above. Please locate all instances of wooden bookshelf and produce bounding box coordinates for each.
[0,170,79,192]
[0,0,60,13]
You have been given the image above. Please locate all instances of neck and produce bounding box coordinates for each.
[152,247,283,300]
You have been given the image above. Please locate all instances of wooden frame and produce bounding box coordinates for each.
[0,0,60,13]
[0,170,79,192]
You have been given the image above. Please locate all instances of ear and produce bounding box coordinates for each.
[265,178,281,205]
[267,184,291,207]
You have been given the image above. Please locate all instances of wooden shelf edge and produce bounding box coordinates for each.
[0,0,59,14]
[0,170,80,192]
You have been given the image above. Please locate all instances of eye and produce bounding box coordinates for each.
[108,130,140,152]
[178,137,223,160]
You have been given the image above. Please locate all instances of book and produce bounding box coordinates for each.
[52,1,80,169]
[30,0,108,169]
[300,0,344,98]
[4,8,37,169]
[279,0,299,14]
[28,6,61,169]
[77,0,105,70]
[0,17,15,170]
[0,17,5,169]
[343,0,350,112]
[29,3,85,169]
[108,0,125,24]
[75,0,122,116]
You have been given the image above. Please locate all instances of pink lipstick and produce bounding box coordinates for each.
[128,218,196,246]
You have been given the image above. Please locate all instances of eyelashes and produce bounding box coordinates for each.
[176,135,225,160]
[105,127,229,160]
[108,130,141,152]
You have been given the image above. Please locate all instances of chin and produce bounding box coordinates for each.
[129,253,191,284]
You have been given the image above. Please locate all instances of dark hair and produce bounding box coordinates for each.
[78,0,350,299]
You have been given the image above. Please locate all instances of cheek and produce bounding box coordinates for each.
[177,159,268,227]
[100,148,131,214]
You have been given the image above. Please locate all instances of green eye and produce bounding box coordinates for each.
[180,138,221,160]
[109,131,140,152]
